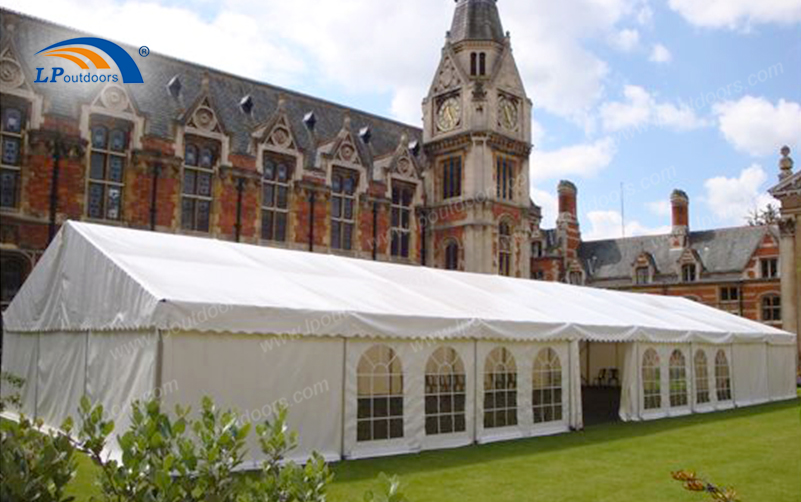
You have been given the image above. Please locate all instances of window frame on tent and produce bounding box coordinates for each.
[356,345,404,442]
[694,350,710,405]
[715,350,732,402]
[483,347,518,429]
[669,349,688,408]
[532,347,563,424]
[642,348,662,410]
[424,346,467,436]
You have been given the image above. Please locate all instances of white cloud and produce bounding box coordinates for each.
[530,138,617,182]
[668,0,801,29]
[584,210,671,240]
[649,44,672,63]
[530,186,560,228]
[5,0,656,125]
[610,29,640,52]
[713,97,801,157]
[1,0,307,87]
[600,85,708,133]
[646,200,672,217]
[703,164,776,225]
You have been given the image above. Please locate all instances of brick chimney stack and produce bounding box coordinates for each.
[670,189,689,248]
[557,180,580,259]
[558,180,578,220]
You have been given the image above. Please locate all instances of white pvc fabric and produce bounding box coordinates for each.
[4,222,796,346]
[1,222,797,462]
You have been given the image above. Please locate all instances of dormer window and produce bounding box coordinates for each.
[568,271,583,286]
[635,267,650,285]
[760,258,779,279]
[682,263,697,283]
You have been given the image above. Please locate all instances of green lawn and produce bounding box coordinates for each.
[64,397,801,501]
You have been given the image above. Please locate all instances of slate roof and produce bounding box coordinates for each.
[1,9,422,160]
[450,0,506,44]
[579,225,777,281]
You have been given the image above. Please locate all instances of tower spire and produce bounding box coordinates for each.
[450,0,505,44]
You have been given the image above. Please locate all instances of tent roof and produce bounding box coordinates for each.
[4,222,795,345]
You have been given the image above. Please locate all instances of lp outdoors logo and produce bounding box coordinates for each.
[33,37,145,84]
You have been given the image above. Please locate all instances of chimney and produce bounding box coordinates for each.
[670,189,689,249]
[558,180,578,220]
[671,189,689,230]
[557,180,580,259]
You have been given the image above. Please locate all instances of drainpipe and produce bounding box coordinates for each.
[48,137,63,243]
[234,177,245,242]
[149,163,161,231]
[308,191,316,252]
[372,200,378,261]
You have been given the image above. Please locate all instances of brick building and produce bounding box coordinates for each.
[0,2,791,340]
[531,183,785,332]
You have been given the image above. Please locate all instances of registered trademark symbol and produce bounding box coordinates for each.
[139,46,150,57]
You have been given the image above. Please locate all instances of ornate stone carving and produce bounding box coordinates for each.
[339,144,354,162]
[0,57,24,89]
[193,106,217,131]
[397,157,413,177]
[271,127,290,147]
[433,56,461,94]
[100,85,129,111]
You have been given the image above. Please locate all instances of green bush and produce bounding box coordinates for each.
[0,415,78,502]
[0,377,406,502]
[77,396,406,502]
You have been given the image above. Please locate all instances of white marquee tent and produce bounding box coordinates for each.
[1,222,797,464]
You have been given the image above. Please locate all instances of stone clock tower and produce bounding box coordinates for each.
[422,0,534,277]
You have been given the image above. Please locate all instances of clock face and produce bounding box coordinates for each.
[437,97,461,132]
[499,97,518,130]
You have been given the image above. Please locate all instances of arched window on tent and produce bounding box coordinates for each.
[357,345,403,442]
[694,350,710,405]
[669,350,688,407]
[424,347,467,435]
[715,350,732,402]
[532,348,562,424]
[444,240,460,271]
[642,349,661,410]
[484,347,517,428]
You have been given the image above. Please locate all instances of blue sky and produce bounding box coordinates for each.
[4,0,800,239]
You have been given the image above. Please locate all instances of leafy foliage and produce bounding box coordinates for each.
[77,396,406,502]
[0,371,24,413]
[746,204,779,226]
[0,415,78,502]
[1,382,406,502]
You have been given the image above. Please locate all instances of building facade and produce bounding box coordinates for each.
[0,1,791,340]
[531,184,785,332]
[769,147,800,361]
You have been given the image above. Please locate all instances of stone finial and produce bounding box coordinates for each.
[779,146,793,180]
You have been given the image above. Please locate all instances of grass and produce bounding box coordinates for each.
[52,396,801,501]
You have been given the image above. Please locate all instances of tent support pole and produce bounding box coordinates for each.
[472,338,478,445]
[155,329,163,403]
[340,337,347,460]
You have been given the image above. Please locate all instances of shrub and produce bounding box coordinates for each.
[78,396,407,502]
[0,415,78,502]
